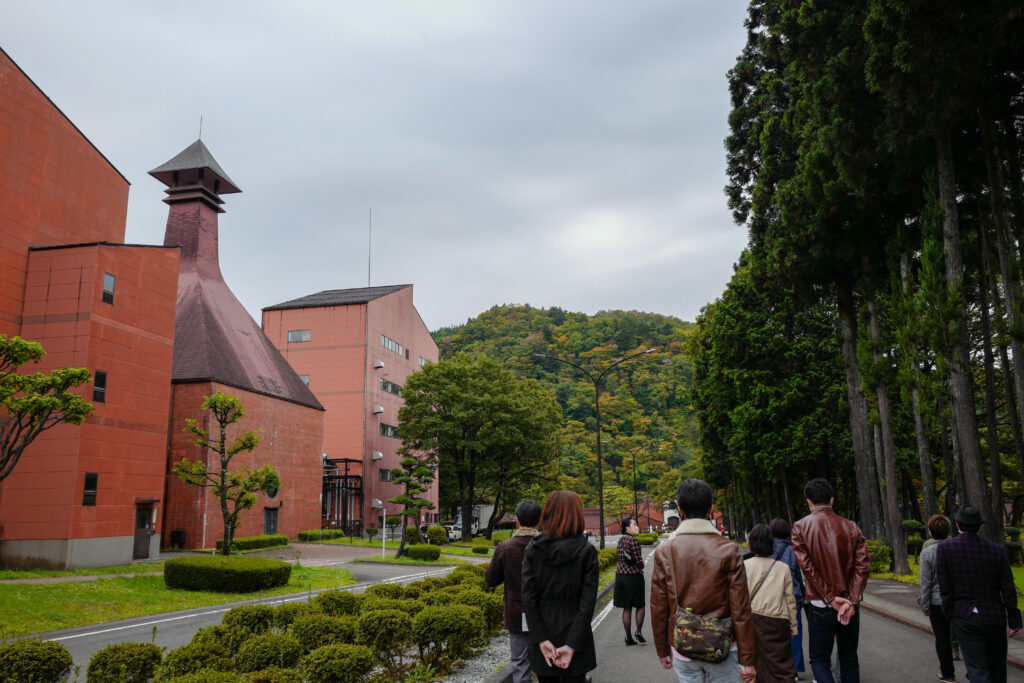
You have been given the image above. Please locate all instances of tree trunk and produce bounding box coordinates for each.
[781,470,794,525]
[938,394,956,515]
[836,278,884,539]
[936,131,993,538]
[978,213,1006,540]
[484,492,503,540]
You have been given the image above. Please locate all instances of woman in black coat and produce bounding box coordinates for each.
[522,490,599,683]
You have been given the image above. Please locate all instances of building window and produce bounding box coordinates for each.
[83,472,98,506]
[102,273,115,304]
[418,356,428,367]
[264,508,279,535]
[288,329,312,343]
[380,378,402,396]
[379,468,396,482]
[381,334,403,356]
[380,423,398,438]
[299,375,310,387]
[93,370,107,403]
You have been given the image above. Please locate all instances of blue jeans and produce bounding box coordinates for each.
[672,650,740,683]
[806,603,859,683]
[792,605,805,673]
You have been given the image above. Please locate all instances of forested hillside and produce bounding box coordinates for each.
[432,305,698,516]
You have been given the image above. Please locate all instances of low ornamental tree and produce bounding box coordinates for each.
[171,392,280,555]
[389,454,436,559]
[0,335,93,484]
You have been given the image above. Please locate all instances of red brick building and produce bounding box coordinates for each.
[262,285,439,534]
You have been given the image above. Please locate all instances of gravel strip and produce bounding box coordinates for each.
[443,632,510,682]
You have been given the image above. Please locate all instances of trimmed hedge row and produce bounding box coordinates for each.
[637,532,658,545]
[598,547,618,570]
[164,556,292,592]
[408,544,440,561]
[298,529,345,542]
[215,534,289,552]
[0,640,74,683]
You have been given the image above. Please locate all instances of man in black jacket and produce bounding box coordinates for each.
[486,500,542,683]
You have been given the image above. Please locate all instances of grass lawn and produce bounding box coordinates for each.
[0,565,355,637]
[317,536,490,557]
[0,562,166,581]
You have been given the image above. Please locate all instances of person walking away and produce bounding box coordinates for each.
[651,478,756,683]
[936,505,1022,683]
[522,490,599,683]
[791,478,869,683]
[745,523,797,682]
[919,513,955,682]
[769,517,805,679]
[485,500,543,683]
[615,515,647,645]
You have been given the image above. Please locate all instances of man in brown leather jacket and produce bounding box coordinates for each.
[485,500,541,683]
[791,478,870,683]
[651,478,756,683]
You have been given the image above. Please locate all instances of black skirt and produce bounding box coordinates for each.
[613,572,645,608]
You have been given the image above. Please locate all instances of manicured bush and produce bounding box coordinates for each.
[356,609,414,674]
[297,529,345,542]
[223,605,275,636]
[272,602,315,630]
[215,534,289,552]
[451,588,504,632]
[427,524,448,545]
[418,576,452,591]
[906,538,923,557]
[365,582,404,599]
[314,588,362,616]
[866,539,891,573]
[362,596,426,616]
[162,671,242,683]
[164,556,291,592]
[0,639,74,683]
[446,564,482,584]
[87,641,162,683]
[236,634,303,673]
[403,583,424,600]
[301,644,375,683]
[598,547,618,570]
[405,526,421,544]
[365,523,379,541]
[637,532,658,545]
[242,667,303,682]
[472,545,490,554]
[1004,540,1023,565]
[190,624,250,656]
[155,643,235,680]
[902,519,926,536]
[408,544,441,561]
[290,614,358,653]
[413,604,484,668]
[448,574,487,592]
[419,589,454,606]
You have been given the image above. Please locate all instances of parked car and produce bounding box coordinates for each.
[444,524,458,542]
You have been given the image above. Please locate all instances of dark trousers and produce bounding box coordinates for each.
[807,603,860,683]
[927,603,955,679]
[951,614,1008,683]
[537,676,588,683]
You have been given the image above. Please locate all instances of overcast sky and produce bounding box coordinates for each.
[5,2,750,331]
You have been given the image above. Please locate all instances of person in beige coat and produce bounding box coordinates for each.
[744,524,797,682]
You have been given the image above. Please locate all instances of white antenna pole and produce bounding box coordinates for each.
[367,209,372,287]
[199,115,203,140]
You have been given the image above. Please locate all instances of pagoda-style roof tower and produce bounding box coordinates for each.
[151,141,322,409]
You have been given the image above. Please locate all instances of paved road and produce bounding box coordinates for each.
[585,542,1024,682]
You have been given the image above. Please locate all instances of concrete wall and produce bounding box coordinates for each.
[0,534,161,570]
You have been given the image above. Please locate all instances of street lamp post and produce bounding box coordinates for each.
[535,348,656,549]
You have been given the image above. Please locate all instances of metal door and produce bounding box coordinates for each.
[133,506,152,559]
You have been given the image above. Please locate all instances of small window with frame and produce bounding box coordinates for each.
[93,370,107,403]
[83,472,98,506]
[102,273,115,304]
[288,329,312,343]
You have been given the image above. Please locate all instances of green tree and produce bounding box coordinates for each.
[171,392,279,555]
[388,454,436,558]
[0,335,93,484]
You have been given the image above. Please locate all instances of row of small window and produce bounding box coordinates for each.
[380,423,398,438]
[289,330,428,367]
[380,378,402,396]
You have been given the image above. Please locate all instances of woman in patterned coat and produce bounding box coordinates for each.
[614,515,647,645]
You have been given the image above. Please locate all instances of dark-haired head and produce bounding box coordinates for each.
[748,524,774,557]
[676,478,713,520]
[804,478,833,506]
[927,514,950,541]
[539,490,585,538]
[515,500,542,528]
[768,518,790,541]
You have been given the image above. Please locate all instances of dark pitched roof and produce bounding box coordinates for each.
[263,284,411,312]
[149,139,241,194]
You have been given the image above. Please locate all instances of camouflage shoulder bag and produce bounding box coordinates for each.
[666,542,761,663]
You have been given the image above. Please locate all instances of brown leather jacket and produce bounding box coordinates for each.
[650,520,755,665]
[791,507,870,605]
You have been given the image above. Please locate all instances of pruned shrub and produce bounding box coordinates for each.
[236,634,302,673]
[301,644,375,683]
[451,588,503,632]
[164,556,291,592]
[413,604,484,668]
[356,609,414,674]
[906,538,924,557]
[272,602,315,630]
[598,547,618,569]
[362,596,425,616]
[408,544,440,561]
[866,539,891,573]
[291,614,358,653]
[404,526,421,544]
[190,624,251,656]
[161,670,241,683]
[242,667,303,683]
[0,640,74,683]
[87,641,162,682]
[419,589,454,606]
[297,529,345,542]
[472,545,490,555]
[427,525,447,545]
[637,532,658,545]
[403,583,424,600]
[314,589,362,616]
[365,582,404,599]
[223,605,275,636]
[155,643,235,680]
[215,534,288,552]
[418,576,451,591]
[902,519,926,536]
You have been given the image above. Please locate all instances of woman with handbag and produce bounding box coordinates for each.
[522,490,599,683]
[744,524,797,682]
[615,515,647,645]
[769,518,805,679]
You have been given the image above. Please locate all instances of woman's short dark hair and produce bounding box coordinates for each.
[748,524,774,557]
[676,478,713,520]
[927,514,950,540]
[539,490,585,538]
[804,478,833,505]
[515,500,542,528]
[621,516,636,531]
[768,518,791,541]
